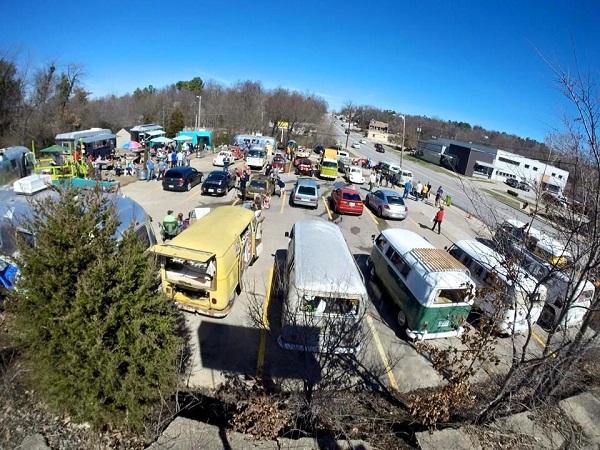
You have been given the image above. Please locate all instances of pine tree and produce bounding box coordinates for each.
[8,187,181,430]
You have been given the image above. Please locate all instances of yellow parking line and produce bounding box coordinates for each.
[280,191,286,213]
[322,195,332,220]
[231,197,239,206]
[186,188,203,201]
[365,205,379,225]
[256,267,274,376]
[532,330,557,359]
[367,315,399,391]
[142,185,163,196]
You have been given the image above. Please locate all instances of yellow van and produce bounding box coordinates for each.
[151,206,264,317]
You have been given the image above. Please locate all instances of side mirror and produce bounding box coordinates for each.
[371,234,376,242]
[284,231,290,238]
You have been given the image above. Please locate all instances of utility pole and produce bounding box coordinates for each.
[400,115,406,168]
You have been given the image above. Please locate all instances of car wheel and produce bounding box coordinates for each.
[378,206,383,217]
[398,310,407,328]
[186,182,192,191]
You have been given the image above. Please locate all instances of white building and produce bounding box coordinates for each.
[494,149,568,194]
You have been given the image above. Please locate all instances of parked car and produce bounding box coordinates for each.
[246,174,275,200]
[345,165,365,184]
[365,189,408,220]
[505,177,519,188]
[295,158,313,176]
[374,143,385,153]
[351,142,360,149]
[272,155,286,171]
[292,178,319,209]
[330,187,364,215]
[162,167,203,192]
[201,170,236,196]
[213,150,234,167]
[517,181,531,192]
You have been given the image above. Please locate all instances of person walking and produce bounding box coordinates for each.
[146,158,155,182]
[239,171,249,201]
[416,181,423,200]
[157,159,167,181]
[421,183,429,201]
[391,172,398,188]
[369,171,376,191]
[403,180,412,199]
[435,186,444,207]
[431,206,445,234]
[177,151,184,167]
[170,151,177,168]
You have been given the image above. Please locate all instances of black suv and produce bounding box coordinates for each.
[374,143,385,153]
[314,144,324,154]
[162,167,204,192]
[505,178,519,188]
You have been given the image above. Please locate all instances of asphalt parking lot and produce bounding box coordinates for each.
[120,153,552,393]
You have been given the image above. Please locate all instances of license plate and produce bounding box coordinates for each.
[349,202,355,207]
[438,320,450,328]
[208,189,214,192]
[168,185,174,188]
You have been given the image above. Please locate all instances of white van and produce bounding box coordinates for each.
[447,240,546,335]
[280,220,368,353]
[246,148,267,170]
[337,150,350,160]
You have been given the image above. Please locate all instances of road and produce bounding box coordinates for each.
[330,118,556,234]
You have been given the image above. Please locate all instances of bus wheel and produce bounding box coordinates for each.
[236,282,243,295]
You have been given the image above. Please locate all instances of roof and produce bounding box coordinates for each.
[55,128,113,141]
[145,130,166,136]
[422,138,499,155]
[412,248,468,272]
[81,133,116,143]
[154,206,255,258]
[130,124,162,132]
[296,178,317,186]
[292,220,367,297]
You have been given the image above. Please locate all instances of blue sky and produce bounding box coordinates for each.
[3,0,599,142]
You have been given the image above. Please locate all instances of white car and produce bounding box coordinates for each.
[345,166,365,184]
[351,142,360,149]
[213,150,233,167]
[359,139,367,144]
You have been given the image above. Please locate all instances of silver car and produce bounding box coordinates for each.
[366,189,408,220]
[292,178,319,209]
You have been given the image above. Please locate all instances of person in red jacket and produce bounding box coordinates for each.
[431,206,445,234]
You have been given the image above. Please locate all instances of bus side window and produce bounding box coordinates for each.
[471,261,485,279]
[375,235,387,251]
[385,246,395,260]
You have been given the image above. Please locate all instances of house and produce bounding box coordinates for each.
[116,127,133,148]
[418,138,568,193]
[366,120,389,143]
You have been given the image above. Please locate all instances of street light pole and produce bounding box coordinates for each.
[400,115,406,168]
[196,96,202,129]
[344,115,352,149]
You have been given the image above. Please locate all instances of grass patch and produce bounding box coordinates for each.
[482,188,523,209]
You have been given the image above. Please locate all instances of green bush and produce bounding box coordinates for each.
[8,187,181,431]
[507,189,519,197]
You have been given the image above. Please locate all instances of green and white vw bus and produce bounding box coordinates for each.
[370,229,475,340]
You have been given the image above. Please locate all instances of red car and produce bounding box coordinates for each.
[272,154,286,171]
[229,145,244,159]
[330,187,364,215]
[295,158,313,176]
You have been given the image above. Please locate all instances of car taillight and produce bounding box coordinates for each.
[384,205,390,209]
[294,196,301,201]
[340,201,348,206]
[179,179,185,184]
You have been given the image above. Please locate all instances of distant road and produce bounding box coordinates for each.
[328,117,554,233]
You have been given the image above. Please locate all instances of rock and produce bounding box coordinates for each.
[17,433,50,450]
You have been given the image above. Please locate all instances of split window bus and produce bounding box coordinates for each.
[151,206,263,317]
[280,220,368,353]
[370,229,476,340]
[447,240,546,335]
